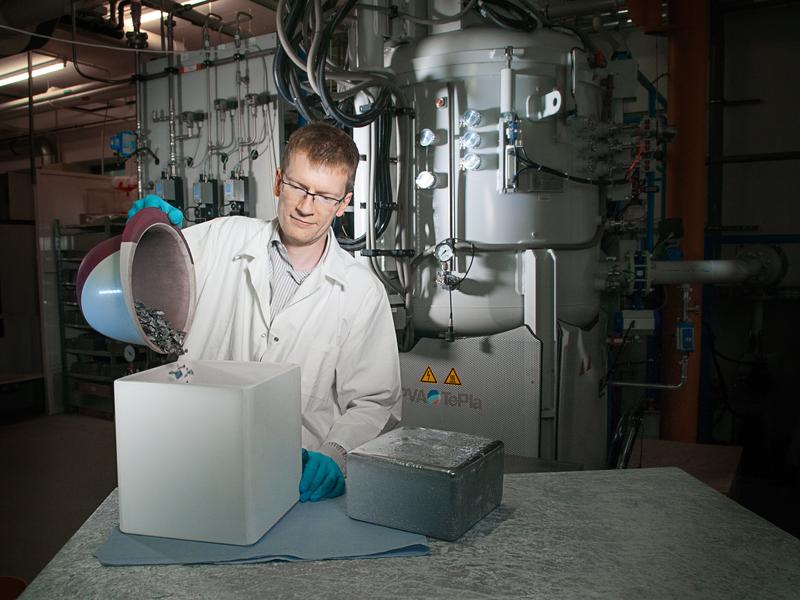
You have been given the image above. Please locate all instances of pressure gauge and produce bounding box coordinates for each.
[415,170,438,190]
[459,130,481,149]
[418,128,437,147]
[123,344,137,363]
[460,108,482,128]
[461,152,482,171]
[434,241,455,263]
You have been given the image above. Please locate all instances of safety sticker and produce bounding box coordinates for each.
[420,366,437,384]
[444,368,462,386]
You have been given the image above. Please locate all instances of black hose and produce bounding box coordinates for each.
[274,0,397,128]
[272,0,313,114]
[337,110,395,250]
[476,0,538,32]
[71,2,132,84]
[516,148,629,187]
[117,0,131,31]
[272,46,294,105]
[287,60,324,122]
[312,0,391,128]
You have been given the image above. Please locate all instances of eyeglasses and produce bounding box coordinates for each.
[280,176,350,207]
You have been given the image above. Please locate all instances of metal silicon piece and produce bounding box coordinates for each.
[134,301,187,358]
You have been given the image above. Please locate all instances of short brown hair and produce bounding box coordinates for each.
[280,122,360,189]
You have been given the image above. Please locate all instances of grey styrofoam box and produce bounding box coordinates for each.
[115,360,301,545]
[346,427,504,541]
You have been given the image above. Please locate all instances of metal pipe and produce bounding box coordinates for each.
[27,50,36,182]
[545,0,627,19]
[166,11,178,178]
[204,29,214,177]
[650,258,762,285]
[548,248,559,453]
[234,67,244,174]
[447,82,457,244]
[246,0,278,10]
[446,82,459,292]
[0,82,131,114]
[610,355,689,389]
[0,117,135,144]
[365,120,376,252]
[411,224,605,269]
[135,47,275,82]
[140,0,239,37]
[134,51,144,197]
[681,284,690,321]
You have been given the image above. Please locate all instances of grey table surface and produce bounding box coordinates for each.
[21,467,800,600]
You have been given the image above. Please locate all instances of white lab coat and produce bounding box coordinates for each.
[180,216,401,452]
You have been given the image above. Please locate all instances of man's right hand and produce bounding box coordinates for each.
[128,194,183,227]
[300,449,345,502]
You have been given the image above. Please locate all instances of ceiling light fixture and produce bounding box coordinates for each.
[0,61,66,88]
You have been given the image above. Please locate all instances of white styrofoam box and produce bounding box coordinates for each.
[115,360,301,545]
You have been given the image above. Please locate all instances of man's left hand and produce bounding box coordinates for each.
[300,449,345,502]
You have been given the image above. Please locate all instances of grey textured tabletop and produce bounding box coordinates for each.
[21,468,800,599]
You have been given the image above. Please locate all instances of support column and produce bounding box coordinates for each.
[661,0,710,442]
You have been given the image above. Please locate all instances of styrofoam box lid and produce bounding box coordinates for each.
[348,427,503,473]
[118,360,299,389]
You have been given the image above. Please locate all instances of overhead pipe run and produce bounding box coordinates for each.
[0,118,134,148]
[0,0,87,56]
[0,81,134,117]
[544,0,628,19]
[245,0,278,10]
[0,0,78,29]
[140,0,240,38]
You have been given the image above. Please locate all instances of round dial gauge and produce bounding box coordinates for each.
[434,242,455,263]
[123,344,137,363]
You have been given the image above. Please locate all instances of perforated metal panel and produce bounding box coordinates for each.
[399,326,541,457]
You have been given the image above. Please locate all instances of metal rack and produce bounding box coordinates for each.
[53,219,165,417]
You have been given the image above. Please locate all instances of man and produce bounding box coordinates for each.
[129,123,401,503]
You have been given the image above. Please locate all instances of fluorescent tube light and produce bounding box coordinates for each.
[0,61,66,88]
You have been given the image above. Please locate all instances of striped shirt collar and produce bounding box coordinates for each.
[233,219,347,287]
[268,226,312,283]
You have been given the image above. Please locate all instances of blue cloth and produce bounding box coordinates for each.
[95,495,428,566]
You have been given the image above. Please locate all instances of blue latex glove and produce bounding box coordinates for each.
[300,448,345,502]
[127,194,183,227]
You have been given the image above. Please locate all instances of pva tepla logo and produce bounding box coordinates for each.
[402,387,482,410]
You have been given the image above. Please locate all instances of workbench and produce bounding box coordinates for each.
[20,468,800,599]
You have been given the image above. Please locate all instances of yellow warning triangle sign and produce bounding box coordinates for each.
[444,368,462,386]
[420,366,437,384]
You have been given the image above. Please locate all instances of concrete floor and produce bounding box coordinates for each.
[0,413,117,584]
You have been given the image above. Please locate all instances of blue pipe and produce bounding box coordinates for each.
[637,71,667,109]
